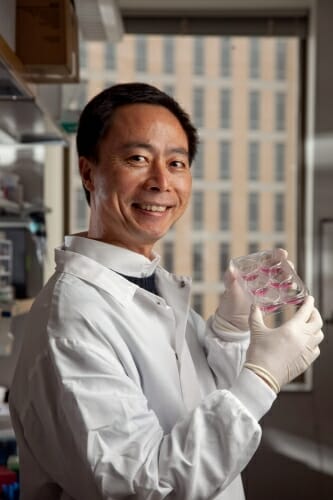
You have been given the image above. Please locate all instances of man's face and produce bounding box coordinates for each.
[80,103,192,258]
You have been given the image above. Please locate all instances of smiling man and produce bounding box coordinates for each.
[9,83,323,500]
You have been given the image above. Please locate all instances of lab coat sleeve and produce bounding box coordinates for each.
[38,336,263,500]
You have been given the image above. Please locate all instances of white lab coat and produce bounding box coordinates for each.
[9,236,275,500]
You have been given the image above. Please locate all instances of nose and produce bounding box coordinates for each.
[144,161,171,192]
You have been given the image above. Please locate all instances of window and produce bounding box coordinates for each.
[194,38,204,75]
[219,192,230,230]
[164,84,175,97]
[275,143,285,181]
[220,89,231,129]
[275,92,286,131]
[135,36,147,72]
[192,242,204,281]
[163,241,174,273]
[276,39,287,80]
[192,191,204,230]
[163,37,174,73]
[275,193,285,231]
[192,293,203,315]
[220,37,231,77]
[249,90,260,130]
[219,242,230,279]
[219,140,231,179]
[192,142,204,178]
[249,192,259,231]
[249,38,260,79]
[193,87,204,128]
[105,43,116,70]
[248,242,259,254]
[248,142,260,180]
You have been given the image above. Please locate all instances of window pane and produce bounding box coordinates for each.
[193,87,204,128]
[192,242,203,281]
[193,38,204,75]
[249,192,259,231]
[249,90,260,130]
[275,92,286,131]
[219,192,230,230]
[192,191,204,230]
[275,193,285,231]
[275,143,285,181]
[105,43,116,70]
[220,37,232,77]
[163,241,174,273]
[249,38,260,79]
[219,242,230,279]
[192,293,203,315]
[219,140,231,179]
[163,37,174,73]
[135,36,147,72]
[276,39,287,80]
[192,142,204,178]
[220,89,231,129]
[248,142,260,180]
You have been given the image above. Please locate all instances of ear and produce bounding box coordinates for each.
[79,157,95,194]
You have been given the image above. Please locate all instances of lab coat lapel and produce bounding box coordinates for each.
[155,269,202,411]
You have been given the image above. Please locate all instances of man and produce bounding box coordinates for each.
[9,82,323,499]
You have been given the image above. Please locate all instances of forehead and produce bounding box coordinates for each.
[106,103,187,140]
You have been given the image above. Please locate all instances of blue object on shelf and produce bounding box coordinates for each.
[2,481,20,500]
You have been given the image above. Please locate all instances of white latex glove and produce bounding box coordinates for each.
[212,263,252,334]
[244,295,324,393]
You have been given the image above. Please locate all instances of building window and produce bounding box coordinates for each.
[249,90,260,130]
[248,242,259,254]
[275,92,286,131]
[135,36,147,72]
[219,192,230,230]
[163,241,174,273]
[220,37,231,77]
[249,38,260,79]
[275,143,285,181]
[192,242,204,281]
[249,192,259,231]
[219,140,231,179]
[164,84,175,97]
[219,242,230,279]
[275,39,287,80]
[192,142,204,178]
[192,293,203,315]
[193,38,204,75]
[275,193,284,231]
[220,89,231,129]
[193,87,204,128]
[192,191,204,230]
[105,43,116,70]
[163,37,174,74]
[248,141,260,180]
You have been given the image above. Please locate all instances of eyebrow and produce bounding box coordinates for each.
[121,142,189,158]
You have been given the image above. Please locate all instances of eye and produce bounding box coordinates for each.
[127,155,147,165]
[170,159,188,169]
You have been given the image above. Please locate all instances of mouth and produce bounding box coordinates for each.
[133,203,170,213]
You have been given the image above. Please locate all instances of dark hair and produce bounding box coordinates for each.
[76,82,198,204]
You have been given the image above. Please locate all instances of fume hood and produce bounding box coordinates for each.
[0,35,66,145]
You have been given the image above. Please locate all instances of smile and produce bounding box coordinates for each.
[135,203,168,213]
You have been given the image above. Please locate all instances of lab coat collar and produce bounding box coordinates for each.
[64,235,160,277]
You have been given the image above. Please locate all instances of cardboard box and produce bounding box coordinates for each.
[16,0,79,82]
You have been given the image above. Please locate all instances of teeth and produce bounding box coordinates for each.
[139,204,167,212]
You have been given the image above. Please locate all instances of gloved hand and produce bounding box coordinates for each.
[244,295,324,393]
[213,248,289,334]
[213,264,252,334]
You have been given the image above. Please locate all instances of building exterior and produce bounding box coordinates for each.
[66,34,299,318]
